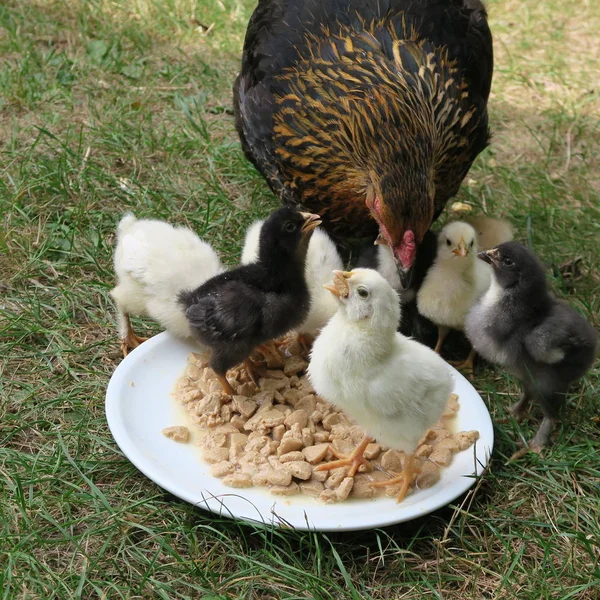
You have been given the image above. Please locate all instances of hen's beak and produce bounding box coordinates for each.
[452,237,468,257]
[300,212,322,233]
[323,270,352,298]
[478,247,499,266]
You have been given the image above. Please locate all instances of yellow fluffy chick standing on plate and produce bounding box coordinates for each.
[308,269,453,502]
[111,213,223,356]
[416,220,511,374]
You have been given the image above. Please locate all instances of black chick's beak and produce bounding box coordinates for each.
[299,212,322,234]
[478,247,499,266]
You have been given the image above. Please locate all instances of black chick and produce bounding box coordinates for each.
[356,230,438,342]
[465,242,598,456]
[180,208,321,395]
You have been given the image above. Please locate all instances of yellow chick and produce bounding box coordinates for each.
[416,221,491,373]
[308,269,452,501]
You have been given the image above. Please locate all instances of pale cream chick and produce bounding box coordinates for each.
[308,268,452,501]
[111,213,223,356]
[417,221,491,372]
[241,219,343,344]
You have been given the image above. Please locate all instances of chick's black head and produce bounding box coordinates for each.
[478,241,547,293]
[258,207,321,265]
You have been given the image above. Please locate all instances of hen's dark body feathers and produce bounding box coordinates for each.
[234,0,493,243]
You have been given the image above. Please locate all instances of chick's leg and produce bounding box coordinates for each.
[433,326,450,355]
[216,373,236,397]
[119,312,148,357]
[315,436,372,477]
[448,347,476,379]
[370,455,416,503]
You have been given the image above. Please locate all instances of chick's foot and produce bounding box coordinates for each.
[120,329,149,357]
[370,455,416,503]
[508,417,555,461]
[315,437,372,477]
[258,342,284,368]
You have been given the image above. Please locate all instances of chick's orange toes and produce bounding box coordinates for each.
[369,456,416,503]
[315,437,373,477]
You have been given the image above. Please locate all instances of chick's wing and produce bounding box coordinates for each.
[524,301,595,365]
[186,284,263,342]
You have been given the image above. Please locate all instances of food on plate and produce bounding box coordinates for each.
[162,426,190,443]
[168,342,479,503]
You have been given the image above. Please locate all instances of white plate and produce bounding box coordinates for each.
[106,331,494,531]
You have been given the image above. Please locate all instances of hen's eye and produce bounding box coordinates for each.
[503,257,514,267]
[283,222,297,233]
[357,287,369,298]
[446,239,451,246]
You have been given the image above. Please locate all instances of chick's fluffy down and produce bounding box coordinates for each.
[309,269,452,452]
[111,214,223,339]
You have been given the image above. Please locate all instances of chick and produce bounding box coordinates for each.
[356,230,438,341]
[241,218,343,347]
[465,242,598,456]
[467,216,514,251]
[111,214,224,356]
[416,222,493,374]
[181,208,321,395]
[308,268,452,501]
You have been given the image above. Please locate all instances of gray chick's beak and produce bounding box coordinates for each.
[478,248,499,266]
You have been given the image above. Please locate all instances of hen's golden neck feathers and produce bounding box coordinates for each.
[271,18,484,234]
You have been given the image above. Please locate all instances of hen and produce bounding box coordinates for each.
[308,268,452,501]
[234,0,493,286]
[111,214,223,356]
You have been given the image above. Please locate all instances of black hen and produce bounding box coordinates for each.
[465,242,598,456]
[180,208,321,395]
[234,0,493,286]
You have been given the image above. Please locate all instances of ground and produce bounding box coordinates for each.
[0,0,599,598]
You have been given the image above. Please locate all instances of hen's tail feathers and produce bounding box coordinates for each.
[117,213,137,239]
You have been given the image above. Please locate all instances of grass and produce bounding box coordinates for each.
[1,0,599,597]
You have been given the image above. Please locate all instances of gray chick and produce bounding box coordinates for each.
[465,241,597,456]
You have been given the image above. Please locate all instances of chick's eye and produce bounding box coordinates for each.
[446,239,451,246]
[357,287,369,298]
[470,240,474,247]
[503,257,514,267]
[283,222,297,233]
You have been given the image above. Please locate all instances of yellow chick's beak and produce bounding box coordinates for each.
[452,237,468,257]
[323,270,353,298]
[300,212,322,233]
